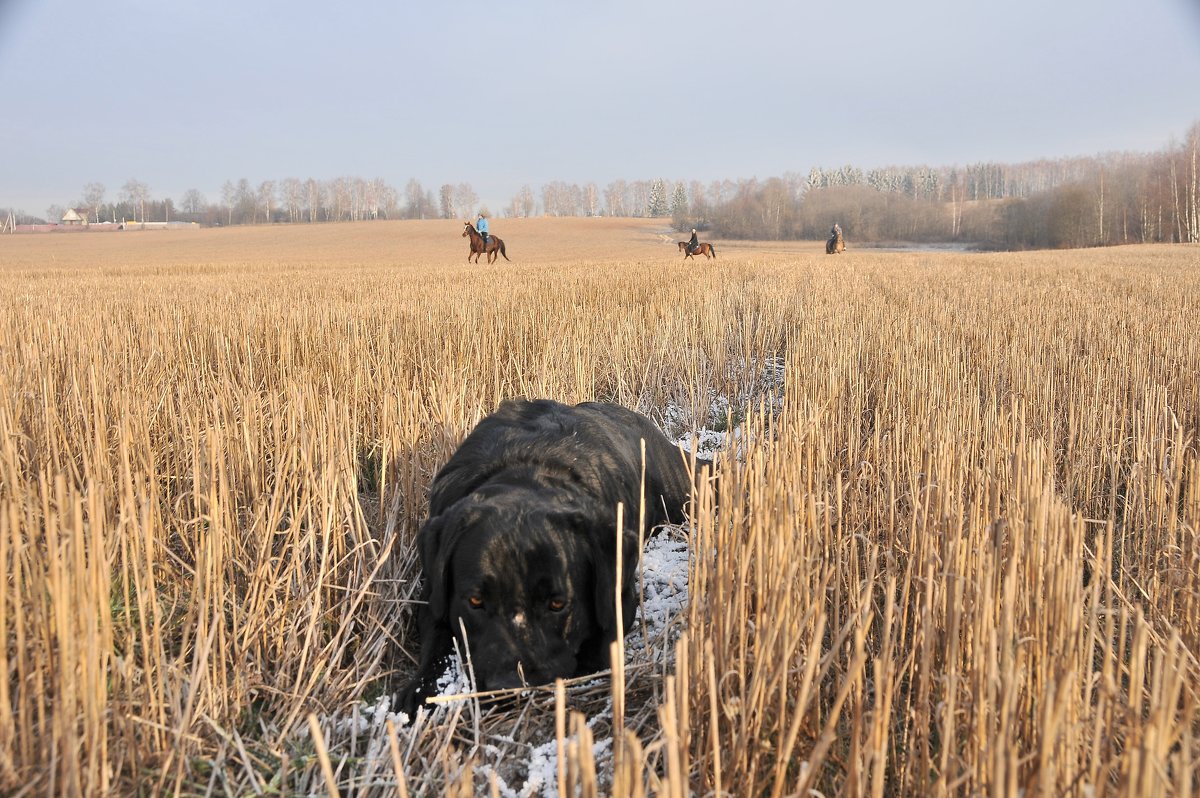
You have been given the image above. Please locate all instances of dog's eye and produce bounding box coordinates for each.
[468,596,484,609]
[548,598,566,612]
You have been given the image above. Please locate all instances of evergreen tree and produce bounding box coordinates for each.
[670,182,691,230]
[670,182,688,217]
[647,178,669,217]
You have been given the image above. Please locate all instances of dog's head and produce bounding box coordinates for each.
[417,486,626,691]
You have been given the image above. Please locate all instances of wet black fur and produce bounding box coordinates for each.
[399,399,707,715]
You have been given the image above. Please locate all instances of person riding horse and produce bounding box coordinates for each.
[463,221,510,263]
[687,228,699,255]
[826,222,845,254]
[477,213,490,250]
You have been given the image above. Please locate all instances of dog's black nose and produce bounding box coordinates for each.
[485,671,527,691]
[484,659,552,691]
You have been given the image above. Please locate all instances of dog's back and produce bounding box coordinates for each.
[400,399,711,714]
[430,398,706,528]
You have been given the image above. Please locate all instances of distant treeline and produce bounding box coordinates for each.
[697,127,1200,248]
[11,123,1198,250]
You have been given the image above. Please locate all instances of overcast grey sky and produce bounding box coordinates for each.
[2,0,1199,215]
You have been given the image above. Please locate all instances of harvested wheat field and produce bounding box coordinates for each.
[0,218,1197,796]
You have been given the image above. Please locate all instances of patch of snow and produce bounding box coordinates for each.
[675,426,728,461]
[664,352,785,462]
[480,714,614,798]
[433,643,474,697]
[626,530,690,664]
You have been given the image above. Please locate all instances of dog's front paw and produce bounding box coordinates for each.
[397,678,430,720]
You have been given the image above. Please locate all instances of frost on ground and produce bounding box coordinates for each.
[663,353,785,461]
[318,356,784,794]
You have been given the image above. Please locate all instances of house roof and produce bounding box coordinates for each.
[61,208,83,222]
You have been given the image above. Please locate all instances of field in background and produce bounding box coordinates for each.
[0,219,1197,795]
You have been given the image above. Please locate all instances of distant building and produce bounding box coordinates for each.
[61,208,87,225]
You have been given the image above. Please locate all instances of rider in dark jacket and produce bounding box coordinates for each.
[687,228,699,254]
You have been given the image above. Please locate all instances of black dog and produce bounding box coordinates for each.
[399,399,709,715]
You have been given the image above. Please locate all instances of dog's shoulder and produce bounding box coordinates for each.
[429,400,596,514]
[429,399,698,526]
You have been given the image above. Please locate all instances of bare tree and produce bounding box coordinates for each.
[605,180,628,217]
[541,181,583,217]
[348,177,365,221]
[281,178,303,223]
[234,179,255,223]
[453,183,478,219]
[541,183,560,216]
[584,183,599,217]
[120,178,151,223]
[305,179,322,222]
[439,184,454,219]
[377,180,400,218]
[82,182,105,223]
[405,179,432,219]
[760,178,793,239]
[363,178,383,219]
[508,184,535,217]
[1188,122,1200,243]
[330,178,351,222]
[629,180,650,217]
[221,181,237,225]
[258,180,276,223]
[180,189,205,217]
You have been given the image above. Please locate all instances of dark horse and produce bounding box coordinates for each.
[678,241,717,259]
[825,228,845,254]
[463,222,510,264]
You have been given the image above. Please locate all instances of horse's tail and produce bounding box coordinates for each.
[499,240,510,261]
[709,244,716,259]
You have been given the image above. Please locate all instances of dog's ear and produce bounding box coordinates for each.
[416,512,450,621]
[591,539,618,635]
[416,505,474,623]
[588,518,640,637]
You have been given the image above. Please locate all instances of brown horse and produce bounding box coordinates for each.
[463,222,510,263]
[825,228,845,254]
[678,241,717,259]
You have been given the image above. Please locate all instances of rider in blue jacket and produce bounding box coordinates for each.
[477,213,489,249]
